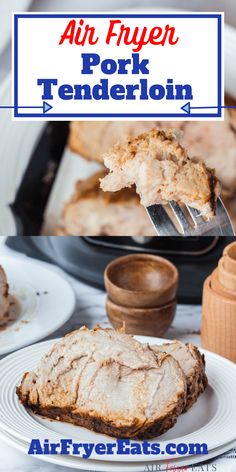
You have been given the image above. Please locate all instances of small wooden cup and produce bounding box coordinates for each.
[106,297,176,337]
[201,275,236,362]
[104,254,178,309]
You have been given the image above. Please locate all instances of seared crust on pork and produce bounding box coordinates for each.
[17,326,187,439]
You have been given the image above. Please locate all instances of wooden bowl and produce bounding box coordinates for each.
[104,254,178,308]
[106,297,176,337]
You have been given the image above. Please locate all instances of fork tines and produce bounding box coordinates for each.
[146,199,235,236]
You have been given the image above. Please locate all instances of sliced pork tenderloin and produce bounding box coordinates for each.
[17,326,187,439]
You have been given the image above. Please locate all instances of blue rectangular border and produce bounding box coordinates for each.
[13,13,223,119]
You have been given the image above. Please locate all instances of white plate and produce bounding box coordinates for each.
[0,336,236,463]
[0,255,75,355]
[0,428,235,472]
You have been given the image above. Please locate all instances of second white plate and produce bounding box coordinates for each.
[0,255,75,355]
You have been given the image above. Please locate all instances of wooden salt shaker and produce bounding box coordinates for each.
[201,241,236,362]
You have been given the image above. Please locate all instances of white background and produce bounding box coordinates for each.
[15,13,221,119]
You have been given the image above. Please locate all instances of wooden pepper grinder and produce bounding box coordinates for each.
[202,241,236,362]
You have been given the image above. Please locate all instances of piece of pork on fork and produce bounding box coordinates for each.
[100,128,220,220]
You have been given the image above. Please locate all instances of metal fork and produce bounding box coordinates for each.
[146,198,235,236]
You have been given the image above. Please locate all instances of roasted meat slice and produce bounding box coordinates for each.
[151,341,208,411]
[68,121,159,162]
[100,129,220,219]
[59,170,155,236]
[0,266,10,321]
[179,109,236,194]
[17,326,187,439]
